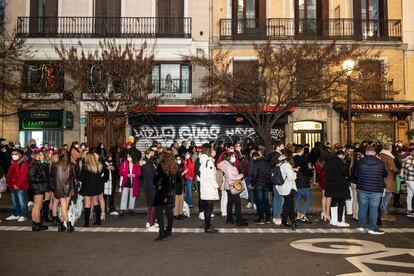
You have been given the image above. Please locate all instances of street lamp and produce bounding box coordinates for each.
[342,59,355,146]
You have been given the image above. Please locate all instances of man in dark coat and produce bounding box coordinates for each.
[251,151,272,224]
[354,146,388,235]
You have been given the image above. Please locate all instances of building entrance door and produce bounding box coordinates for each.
[293,121,323,147]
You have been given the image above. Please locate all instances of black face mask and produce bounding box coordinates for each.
[30,144,36,149]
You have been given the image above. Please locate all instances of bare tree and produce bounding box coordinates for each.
[55,39,158,146]
[186,41,395,151]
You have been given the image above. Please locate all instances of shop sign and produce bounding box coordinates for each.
[342,103,414,112]
[22,118,63,130]
[31,112,49,118]
[148,93,192,100]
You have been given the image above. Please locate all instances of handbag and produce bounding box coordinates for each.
[230,180,245,195]
[0,177,7,193]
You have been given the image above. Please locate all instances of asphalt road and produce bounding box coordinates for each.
[1,213,413,276]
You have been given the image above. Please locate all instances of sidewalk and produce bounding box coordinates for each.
[0,186,408,215]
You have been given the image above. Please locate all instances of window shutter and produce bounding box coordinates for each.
[157,0,169,17]
[169,0,184,17]
[45,0,58,16]
[95,0,105,17]
[107,0,121,17]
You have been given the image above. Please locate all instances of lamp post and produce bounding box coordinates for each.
[342,59,355,146]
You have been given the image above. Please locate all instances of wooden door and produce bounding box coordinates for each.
[87,113,126,148]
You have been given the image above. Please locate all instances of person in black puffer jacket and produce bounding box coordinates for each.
[29,150,50,232]
[324,150,351,227]
[251,151,272,224]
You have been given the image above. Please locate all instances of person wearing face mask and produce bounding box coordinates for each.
[221,152,247,226]
[103,154,118,216]
[174,154,185,219]
[79,143,87,152]
[29,150,50,231]
[6,149,29,222]
[0,145,11,175]
[119,152,141,218]
[69,141,81,165]
[141,149,159,231]
[182,151,195,209]
[25,139,37,159]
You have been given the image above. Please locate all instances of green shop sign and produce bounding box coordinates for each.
[22,118,63,130]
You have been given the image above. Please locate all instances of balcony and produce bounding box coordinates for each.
[220,18,401,41]
[17,16,192,38]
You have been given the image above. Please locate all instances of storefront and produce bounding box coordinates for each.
[18,110,73,147]
[129,106,287,150]
[335,102,414,144]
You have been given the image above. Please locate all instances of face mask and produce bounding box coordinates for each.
[101,145,104,149]
[211,150,216,158]
[1,148,6,153]
[12,155,19,161]
[229,149,234,153]
[15,144,20,148]
[74,144,79,149]
[81,146,85,150]
[230,156,236,163]
[127,157,133,162]
[185,154,190,159]
[177,160,182,164]
[30,144,36,149]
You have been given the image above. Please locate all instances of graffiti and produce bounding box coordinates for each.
[133,123,285,150]
[291,238,414,275]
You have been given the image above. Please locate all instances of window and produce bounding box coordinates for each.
[294,0,329,36]
[94,0,121,35]
[358,59,388,100]
[151,63,190,94]
[157,0,184,36]
[29,0,58,34]
[232,0,266,37]
[353,0,388,39]
[25,62,64,92]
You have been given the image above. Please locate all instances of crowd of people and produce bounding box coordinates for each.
[0,137,413,240]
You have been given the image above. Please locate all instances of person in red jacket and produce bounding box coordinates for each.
[5,149,29,222]
[183,151,195,207]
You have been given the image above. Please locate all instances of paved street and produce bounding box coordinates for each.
[1,211,413,276]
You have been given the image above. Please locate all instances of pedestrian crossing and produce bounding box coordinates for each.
[1,226,414,234]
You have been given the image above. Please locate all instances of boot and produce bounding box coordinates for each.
[41,200,51,222]
[32,222,39,232]
[291,220,298,230]
[37,222,48,231]
[84,208,91,227]
[58,221,66,232]
[154,230,167,241]
[93,205,101,225]
[52,216,60,226]
[330,207,338,226]
[66,221,74,233]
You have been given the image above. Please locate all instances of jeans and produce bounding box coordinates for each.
[245,177,254,203]
[295,187,312,216]
[120,188,136,210]
[358,191,382,231]
[254,186,270,220]
[380,191,393,215]
[226,190,242,222]
[406,181,414,212]
[272,185,283,219]
[11,190,28,218]
[184,179,193,206]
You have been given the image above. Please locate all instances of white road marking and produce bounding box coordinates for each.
[2,226,414,234]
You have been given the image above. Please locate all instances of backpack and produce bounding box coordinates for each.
[270,163,285,186]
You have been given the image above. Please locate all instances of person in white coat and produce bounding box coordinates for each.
[276,155,298,230]
[199,144,220,233]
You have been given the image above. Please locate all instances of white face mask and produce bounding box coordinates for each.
[15,144,20,148]
[12,155,19,161]
[127,157,133,162]
[74,144,79,149]
[81,146,85,150]
[230,156,236,163]
[177,160,182,164]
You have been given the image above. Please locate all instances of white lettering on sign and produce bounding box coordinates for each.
[132,124,285,150]
[291,238,414,275]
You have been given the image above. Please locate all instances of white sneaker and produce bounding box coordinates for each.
[5,215,20,221]
[368,229,385,235]
[336,221,350,227]
[330,220,338,226]
[356,227,365,232]
[246,202,253,209]
[145,222,150,228]
[110,211,119,216]
[211,214,215,218]
[17,217,27,222]
[27,201,33,207]
[154,223,159,228]
[147,225,159,232]
[199,212,205,220]
[273,218,281,225]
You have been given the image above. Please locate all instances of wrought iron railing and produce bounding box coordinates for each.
[220,18,401,41]
[17,16,192,38]
[151,79,190,95]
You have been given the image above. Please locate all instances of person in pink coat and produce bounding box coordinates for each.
[119,151,141,218]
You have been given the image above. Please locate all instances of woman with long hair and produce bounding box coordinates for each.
[50,149,61,226]
[69,141,81,165]
[29,150,50,231]
[79,152,106,227]
[41,148,52,223]
[119,151,141,218]
[221,152,247,227]
[51,152,75,232]
[153,152,178,241]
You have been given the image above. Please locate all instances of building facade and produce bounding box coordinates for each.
[1,0,414,147]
